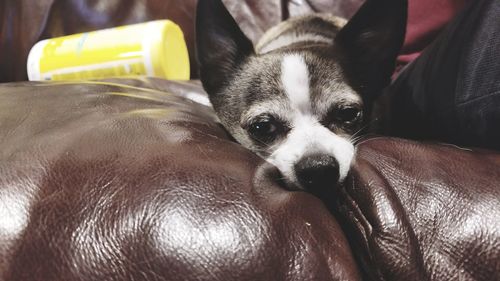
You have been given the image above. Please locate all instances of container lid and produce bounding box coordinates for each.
[149,20,190,80]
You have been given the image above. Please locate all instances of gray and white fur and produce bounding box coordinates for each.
[196,0,407,194]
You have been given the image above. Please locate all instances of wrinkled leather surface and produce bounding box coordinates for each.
[0,79,361,281]
[0,0,362,83]
[334,138,500,281]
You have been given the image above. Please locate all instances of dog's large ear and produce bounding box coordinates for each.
[335,0,407,95]
[196,0,254,95]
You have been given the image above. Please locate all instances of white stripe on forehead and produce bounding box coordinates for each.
[280,54,311,114]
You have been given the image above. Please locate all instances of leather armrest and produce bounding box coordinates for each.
[0,79,361,280]
[333,137,500,281]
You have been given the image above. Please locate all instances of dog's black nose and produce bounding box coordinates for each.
[294,154,339,192]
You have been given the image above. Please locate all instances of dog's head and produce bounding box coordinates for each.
[196,0,407,193]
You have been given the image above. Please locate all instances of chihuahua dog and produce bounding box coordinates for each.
[196,0,407,193]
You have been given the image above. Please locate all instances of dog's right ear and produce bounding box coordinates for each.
[335,0,407,97]
[196,0,254,95]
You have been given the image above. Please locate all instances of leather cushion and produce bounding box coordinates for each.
[334,137,500,281]
[0,79,361,280]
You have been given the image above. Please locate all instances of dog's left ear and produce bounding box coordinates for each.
[196,0,255,96]
[335,0,407,95]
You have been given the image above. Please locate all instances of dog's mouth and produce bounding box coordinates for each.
[253,161,302,194]
[261,158,343,200]
[272,168,303,192]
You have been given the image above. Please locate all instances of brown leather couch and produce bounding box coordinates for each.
[1,1,499,280]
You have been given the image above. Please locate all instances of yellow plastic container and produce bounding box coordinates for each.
[27,20,190,81]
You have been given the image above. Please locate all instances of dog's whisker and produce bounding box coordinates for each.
[351,136,364,144]
[349,118,379,142]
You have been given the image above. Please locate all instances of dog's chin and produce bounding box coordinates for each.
[253,160,300,192]
[264,158,344,198]
[265,165,324,193]
[255,155,345,201]
[277,176,304,192]
[277,170,339,199]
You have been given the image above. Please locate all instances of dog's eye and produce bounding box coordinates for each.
[325,106,363,131]
[336,107,362,124]
[247,115,285,143]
